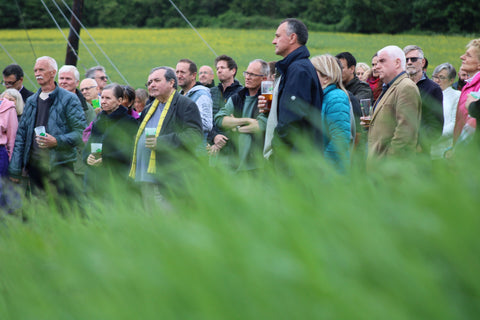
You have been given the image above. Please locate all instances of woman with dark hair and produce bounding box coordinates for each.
[83,83,138,194]
[122,85,140,119]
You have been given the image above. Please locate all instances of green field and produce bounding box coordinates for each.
[0,28,472,90]
[1,28,480,319]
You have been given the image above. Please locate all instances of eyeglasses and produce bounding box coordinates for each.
[243,71,264,78]
[432,75,448,81]
[1,79,19,86]
[97,76,108,81]
[406,57,421,63]
[80,86,97,92]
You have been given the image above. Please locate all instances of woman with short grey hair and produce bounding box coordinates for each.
[432,63,461,157]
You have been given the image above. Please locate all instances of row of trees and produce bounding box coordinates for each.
[1,0,479,34]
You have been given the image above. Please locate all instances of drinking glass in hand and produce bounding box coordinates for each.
[260,81,273,112]
[360,99,372,118]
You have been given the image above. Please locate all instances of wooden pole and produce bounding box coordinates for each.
[65,0,84,66]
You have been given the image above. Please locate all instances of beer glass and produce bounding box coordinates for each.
[261,81,273,112]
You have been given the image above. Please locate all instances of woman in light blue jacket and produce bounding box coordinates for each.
[311,54,352,171]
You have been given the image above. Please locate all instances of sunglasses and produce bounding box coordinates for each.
[1,79,19,86]
[406,57,421,63]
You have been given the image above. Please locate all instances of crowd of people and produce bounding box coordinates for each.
[1,18,480,213]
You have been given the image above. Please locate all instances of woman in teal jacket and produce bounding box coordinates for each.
[311,54,352,171]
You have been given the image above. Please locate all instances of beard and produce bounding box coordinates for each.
[405,66,419,76]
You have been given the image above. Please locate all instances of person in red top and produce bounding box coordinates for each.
[366,53,383,103]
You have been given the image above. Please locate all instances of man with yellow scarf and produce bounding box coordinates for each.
[130,66,202,210]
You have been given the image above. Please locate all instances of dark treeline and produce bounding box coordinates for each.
[1,0,479,34]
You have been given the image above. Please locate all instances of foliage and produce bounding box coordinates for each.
[1,0,479,34]
[1,142,480,319]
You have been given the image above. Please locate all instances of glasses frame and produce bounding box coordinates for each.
[80,85,97,92]
[1,79,20,86]
[406,57,421,63]
[243,71,265,78]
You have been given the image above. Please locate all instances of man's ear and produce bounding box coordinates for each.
[290,32,298,45]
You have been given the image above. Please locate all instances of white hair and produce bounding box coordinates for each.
[378,45,406,70]
[36,56,58,73]
[59,65,80,81]
[1,88,24,115]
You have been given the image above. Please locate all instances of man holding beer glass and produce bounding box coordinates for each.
[260,18,323,160]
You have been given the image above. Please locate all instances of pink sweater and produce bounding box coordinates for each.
[0,99,18,159]
[453,72,480,142]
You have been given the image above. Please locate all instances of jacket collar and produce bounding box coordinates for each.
[276,46,310,75]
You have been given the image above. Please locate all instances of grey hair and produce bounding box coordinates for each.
[378,45,406,70]
[36,56,58,73]
[433,63,457,80]
[58,65,80,81]
[150,66,178,89]
[250,59,269,77]
[85,65,106,79]
[403,45,424,59]
[1,88,24,115]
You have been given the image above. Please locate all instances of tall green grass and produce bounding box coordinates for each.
[1,146,479,319]
[0,28,472,90]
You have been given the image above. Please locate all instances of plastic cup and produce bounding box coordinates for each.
[91,143,102,159]
[145,127,156,137]
[34,126,46,136]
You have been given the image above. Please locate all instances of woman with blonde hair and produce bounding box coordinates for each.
[1,88,24,120]
[311,54,352,170]
[453,38,480,146]
[356,62,370,82]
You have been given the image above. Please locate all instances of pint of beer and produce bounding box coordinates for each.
[261,81,274,112]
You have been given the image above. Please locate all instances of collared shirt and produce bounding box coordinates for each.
[374,71,406,109]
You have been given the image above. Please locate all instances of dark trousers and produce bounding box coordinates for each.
[26,161,79,199]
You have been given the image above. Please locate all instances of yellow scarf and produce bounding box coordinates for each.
[129,90,175,179]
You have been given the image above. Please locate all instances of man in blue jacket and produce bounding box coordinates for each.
[262,18,323,160]
[9,56,87,197]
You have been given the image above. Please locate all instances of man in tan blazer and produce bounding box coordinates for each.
[366,45,421,164]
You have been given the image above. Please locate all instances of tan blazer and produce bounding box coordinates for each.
[367,73,421,162]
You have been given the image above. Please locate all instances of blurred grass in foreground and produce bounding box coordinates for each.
[0,146,479,319]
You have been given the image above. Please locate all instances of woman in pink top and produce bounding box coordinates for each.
[0,98,18,176]
[453,38,480,145]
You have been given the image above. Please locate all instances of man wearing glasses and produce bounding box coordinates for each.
[2,64,34,103]
[79,78,101,113]
[404,45,444,154]
[215,59,269,171]
[85,65,109,91]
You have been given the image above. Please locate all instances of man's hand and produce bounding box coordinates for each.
[9,177,20,184]
[238,118,260,134]
[36,133,57,148]
[87,153,103,167]
[213,134,228,149]
[359,116,371,129]
[145,136,157,149]
[258,95,269,114]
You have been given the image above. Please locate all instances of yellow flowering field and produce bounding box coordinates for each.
[0,28,472,90]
